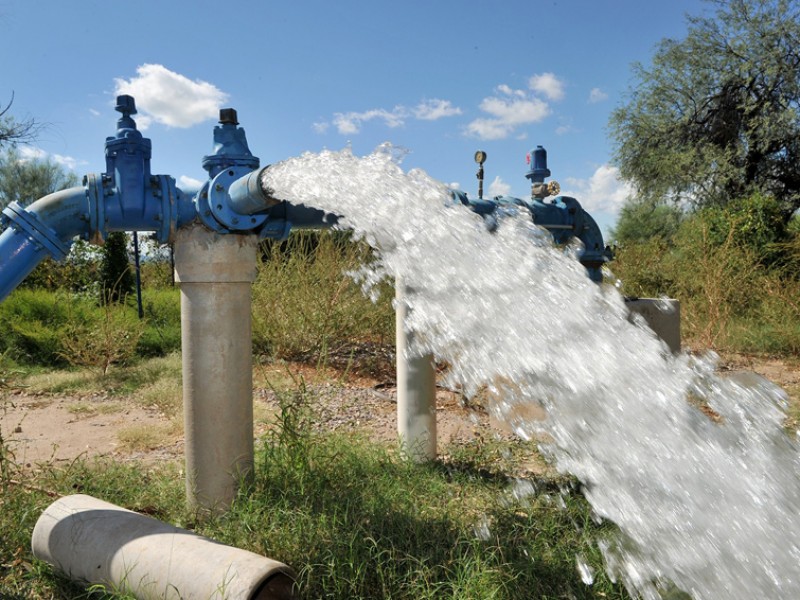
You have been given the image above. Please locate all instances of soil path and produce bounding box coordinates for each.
[1,353,797,471]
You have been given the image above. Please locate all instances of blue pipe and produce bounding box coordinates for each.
[0,187,89,299]
[451,146,612,283]
[0,97,340,303]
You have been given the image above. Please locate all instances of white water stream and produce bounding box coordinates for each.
[262,146,800,599]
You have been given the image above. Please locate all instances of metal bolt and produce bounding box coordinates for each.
[215,184,224,192]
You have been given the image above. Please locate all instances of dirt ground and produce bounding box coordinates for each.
[1,352,798,471]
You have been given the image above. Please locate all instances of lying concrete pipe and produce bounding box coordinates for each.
[32,494,296,600]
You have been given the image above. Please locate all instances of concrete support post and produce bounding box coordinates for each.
[395,281,437,461]
[174,224,259,512]
[625,298,681,354]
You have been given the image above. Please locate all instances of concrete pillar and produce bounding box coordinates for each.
[174,224,259,512]
[395,281,437,461]
[625,298,681,354]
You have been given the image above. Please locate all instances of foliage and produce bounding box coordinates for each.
[609,0,800,221]
[0,146,78,209]
[612,194,800,352]
[0,93,39,149]
[0,288,177,367]
[100,232,135,304]
[137,288,181,357]
[252,231,394,368]
[610,198,684,245]
[0,289,92,366]
[60,300,143,376]
[21,240,103,293]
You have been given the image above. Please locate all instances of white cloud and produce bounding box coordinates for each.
[52,154,81,171]
[332,106,407,134]
[588,88,609,103]
[488,176,511,197]
[114,64,229,129]
[413,99,462,120]
[316,97,461,135]
[561,164,633,215]
[18,146,47,161]
[529,73,565,101]
[178,175,204,190]
[17,146,85,171]
[466,84,551,140]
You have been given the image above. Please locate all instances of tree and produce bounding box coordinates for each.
[0,147,78,209]
[100,232,134,303]
[0,93,38,148]
[609,0,800,224]
[610,199,684,245]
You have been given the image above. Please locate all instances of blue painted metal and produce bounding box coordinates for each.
[525,146,551,183]
[0,95,195,301]
[452,146,612,282]
[0,95,342,302]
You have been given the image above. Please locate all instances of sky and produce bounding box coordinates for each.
[0,0,713,237]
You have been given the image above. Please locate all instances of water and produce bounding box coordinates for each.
[262,146,800,599]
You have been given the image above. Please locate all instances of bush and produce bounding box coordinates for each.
[252,231,394,363]
[137,288,182,357]
[0,289,93,365]
[612,193,800,353]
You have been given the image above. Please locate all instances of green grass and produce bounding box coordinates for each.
[0,387,630,600]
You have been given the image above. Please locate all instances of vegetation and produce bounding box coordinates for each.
[0,93,39,149]
[610,0,800,223]
[608,0,800,355]
[0,386,630,600]
[611,193,800,353]
[252,231,395,373]
[99,232,134,304]
[0,146,79,210]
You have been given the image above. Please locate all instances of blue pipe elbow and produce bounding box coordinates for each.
[0,187,89,299]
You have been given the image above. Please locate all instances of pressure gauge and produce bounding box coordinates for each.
[474,150,487,165]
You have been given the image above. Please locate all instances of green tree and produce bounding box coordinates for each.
[611,198,684,245]
[100,232,134,303]
[610,0,800,223]
[0,146,78,209]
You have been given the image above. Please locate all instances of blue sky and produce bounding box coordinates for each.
[1,0,711,236]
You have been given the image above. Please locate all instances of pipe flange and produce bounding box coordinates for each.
[207,169,269,232]
[2,202,70,261]
[195,181,227,233]
[84,173,106,245]
[153,175,176,244]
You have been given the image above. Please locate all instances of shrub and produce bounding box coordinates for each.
[251,231,394,363]
[0,289,93,365]
[137,288,182,357]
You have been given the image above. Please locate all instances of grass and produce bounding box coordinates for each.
[0,385,631,600]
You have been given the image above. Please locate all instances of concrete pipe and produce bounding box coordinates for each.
[31,494,296,600]
[395,280,437,461]
[174,224,259,512]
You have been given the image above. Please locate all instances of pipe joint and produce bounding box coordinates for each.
[1,201,71,261]
[196,167,272,233]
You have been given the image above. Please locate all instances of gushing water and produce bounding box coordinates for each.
[262,146,800,599]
